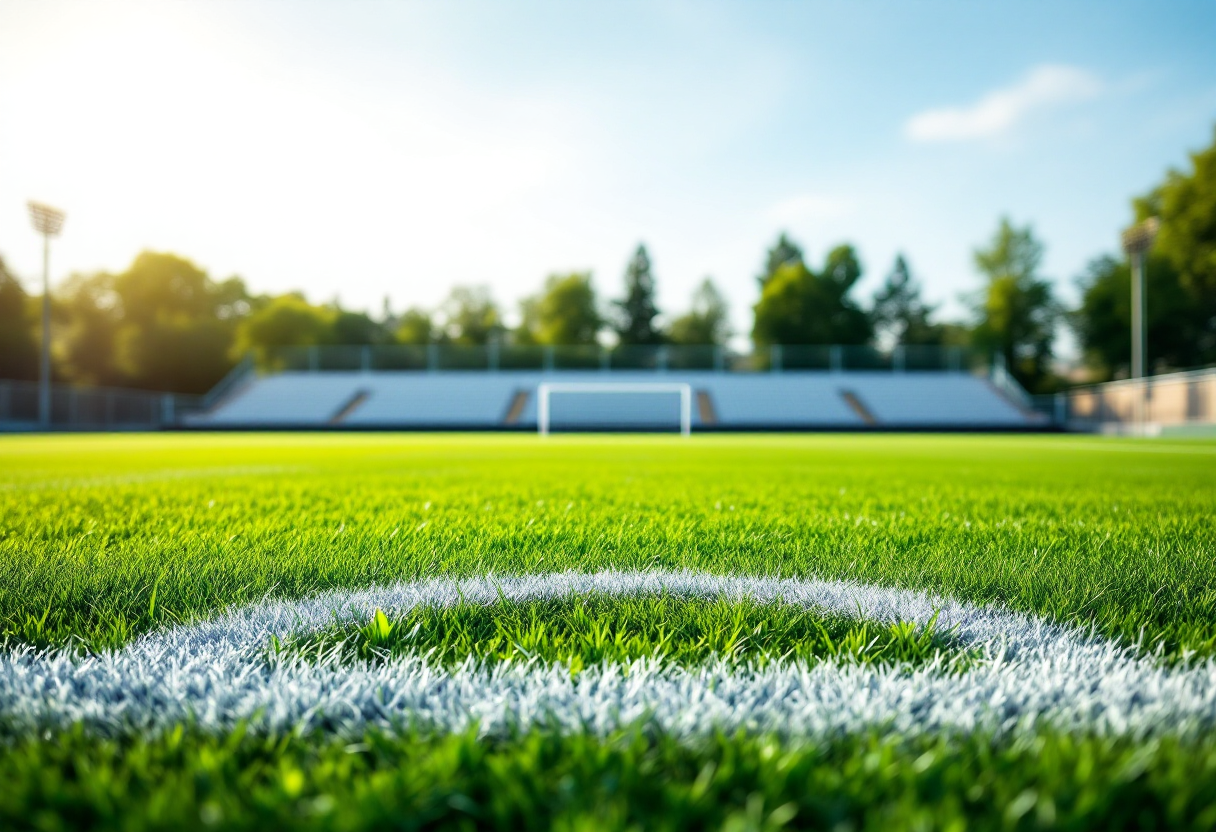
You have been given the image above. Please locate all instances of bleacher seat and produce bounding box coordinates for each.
[189,370,1038,430]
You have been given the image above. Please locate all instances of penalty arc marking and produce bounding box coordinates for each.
[2,570,1215,741]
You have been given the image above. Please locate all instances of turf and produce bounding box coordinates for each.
[2,432,1215,829]
[2,434,1214,656]
[4,726,1216,832]
[285,593,971,671]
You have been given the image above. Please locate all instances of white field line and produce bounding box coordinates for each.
[2,570,1215,741]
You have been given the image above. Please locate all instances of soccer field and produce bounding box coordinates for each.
[2,433,1216,829]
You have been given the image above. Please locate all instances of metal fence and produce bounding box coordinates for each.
[0,344,1013,432]
[1052,367,1216,432]
[262,343,982,374]
[0,380,201,431]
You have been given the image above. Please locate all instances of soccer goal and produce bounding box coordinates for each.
[537,382,692,436]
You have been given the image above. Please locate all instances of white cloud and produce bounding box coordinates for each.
[905,65,1102,143]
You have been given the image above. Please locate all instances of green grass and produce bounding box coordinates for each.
[285,593,971,672]
[2,432,1216,830]
[2,434,1214,656]
[4,726,1216,831]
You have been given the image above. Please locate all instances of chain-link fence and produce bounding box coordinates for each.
[261,343,981,375]
[0,380,200,431]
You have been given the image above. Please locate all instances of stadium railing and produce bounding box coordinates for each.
[260,344,983,375]
[0,379,201,431]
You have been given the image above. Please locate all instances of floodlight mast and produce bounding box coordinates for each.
[28,201,66,429]
[1121,218,1158,382]
[1121,218,1159,433]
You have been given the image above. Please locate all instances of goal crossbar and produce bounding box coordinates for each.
[536,382,692,436]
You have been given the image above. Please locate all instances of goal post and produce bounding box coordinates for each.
[537,382,692,436]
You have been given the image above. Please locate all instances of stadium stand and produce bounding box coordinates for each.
[17,344,1216,434]
[188,367,1041,430]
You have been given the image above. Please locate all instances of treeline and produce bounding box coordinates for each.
[2,129,1214,395]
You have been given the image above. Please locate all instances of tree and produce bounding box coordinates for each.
[51,272,123,387]
[44,254,245,392]
[113,251,214,322]
[0,257,38,381]
[518,272,602,346]
[441,286,501,345]
[108,252,251,392]
[232,294,335,367]
[115,315,233,394]
[752,245,871,347]
[613,244,663,345]
[758,232,804,288]
[331,310,383,345]
[211,276,254,322]
[1120,126,1216,366]
[1139,127,1216,303]
[870,255,945,346]
[1073,254,1213,379]
[969,218,1057,391]
[668,278,730,345]
[395,308,437,345]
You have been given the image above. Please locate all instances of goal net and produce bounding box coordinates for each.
[537,382,692,435]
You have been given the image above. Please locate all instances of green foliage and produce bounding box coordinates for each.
[286,594,969,671]
[116,317,234,395]
[1073,254,1214,379]
[394,308,438,345]
[2,725,1216,831]
[517,272,602,346]
[969,218,1057,392]
[440,286,501,345]
[1070,128,1216,381]
[1,434,1214,658]
[51,271,124,386]
[232,295,336,367]
[44,253,249,393]
[331,310,383,346]
[113,252,217,322]
[34,248,410,390]
[752,245,871,348]
[1069,128,1216,381]
[614,244,663,345]
[758,232,805,288]
[870,255,946,347]
[668,278,730,346]
[233,296,395,366]
[108,253,247,393]
[0,256,38,381]
[1139,126,1216,303]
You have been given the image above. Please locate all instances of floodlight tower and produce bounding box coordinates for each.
[1120,217,1159,381]
[27,201,66,428]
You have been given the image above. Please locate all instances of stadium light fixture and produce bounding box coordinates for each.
[1120,218,1159,381]
[28,201,66,429]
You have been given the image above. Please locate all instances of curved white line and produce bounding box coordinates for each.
[2,570,1214,741]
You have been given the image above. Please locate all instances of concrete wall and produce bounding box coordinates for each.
[1066,368,1216,430]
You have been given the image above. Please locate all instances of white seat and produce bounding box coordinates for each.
[191,370,1035,429]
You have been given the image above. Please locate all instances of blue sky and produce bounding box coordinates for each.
[2,0,1214,349]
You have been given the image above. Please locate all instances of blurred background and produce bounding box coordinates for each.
[1,0,1214,398]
